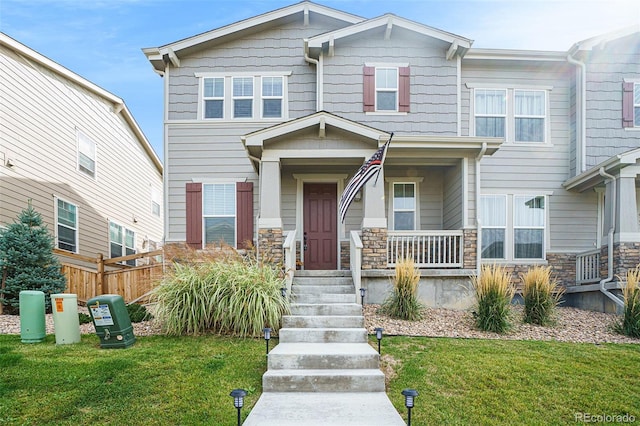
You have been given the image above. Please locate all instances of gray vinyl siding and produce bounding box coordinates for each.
[0,44,163,258]
[569,70,578,176]
[322,27,458,135]
[443,161,462,229]
[584,33,640,168]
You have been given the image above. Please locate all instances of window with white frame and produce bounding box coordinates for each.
[515,90,546,143]
[635,83,640,127]
[233,77,253,118]
[110,221,136,266]
[262,76,283,118]
[151,186,161,217]
[203,183,236,246]
[475,89,506,138]
[56,199,78,252]
[77,131,96,178]
[513,195,545,259]
[480,195,506,259]
[376,68,398,111]
[203,77,224,119]
[392,183,416,230]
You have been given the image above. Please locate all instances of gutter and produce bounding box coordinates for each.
[566,52,586,173]
[475,142,487,277]
[303,39,321,111]
[598,167,624,309]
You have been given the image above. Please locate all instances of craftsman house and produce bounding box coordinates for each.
[144,2,640,312]
[1,33,163,265]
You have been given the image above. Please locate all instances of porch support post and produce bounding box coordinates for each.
[258,160,283,264]
[612,170,640,279]
[361,170,387,269]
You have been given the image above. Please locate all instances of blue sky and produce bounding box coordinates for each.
[2,0,639,162]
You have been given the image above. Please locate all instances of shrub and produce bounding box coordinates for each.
[380,257,423,321]
[520,266,564,326]
[153,255,289,337]
[78,312,93,325]
[126,303,153,323]
[472,264,515,333]
[615,266,640,338]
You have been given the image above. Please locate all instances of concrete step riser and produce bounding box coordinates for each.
[294,271,351,278]
[263,371,386,392]
[268,354,379,370]
[292,285,354,294]
[278,328,367,343]
[290,304,362,316]
[293,294,356,304]
[293,277,354,286]
[283,315,364,329]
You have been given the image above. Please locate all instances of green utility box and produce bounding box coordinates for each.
[87,295,135,349]
[19,290,46,343]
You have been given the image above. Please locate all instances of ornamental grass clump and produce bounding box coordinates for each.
[472,264,515,333]
[615,266,640,338]
[153,254,289,337]
[380,257,423,321]
[520,266,564,326]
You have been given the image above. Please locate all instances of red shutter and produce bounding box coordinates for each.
[623,82,635,128]
[363,66,375,112]
[399,67,410,112]
[236,182,254,250]
[185,182,203,249]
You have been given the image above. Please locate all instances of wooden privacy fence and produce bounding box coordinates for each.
[55,249,164,304]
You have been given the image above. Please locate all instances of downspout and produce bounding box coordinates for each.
[303,39,320,111]
[475,142,487,277]
[598,167,624,308]
[567,52,586,173]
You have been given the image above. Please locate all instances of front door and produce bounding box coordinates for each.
[303,183,337,270]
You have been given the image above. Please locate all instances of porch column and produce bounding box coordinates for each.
[612,169,640,278]
[361,170,387,269]
[258,160,283,263]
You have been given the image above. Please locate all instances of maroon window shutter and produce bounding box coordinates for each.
[185,182,203,249]
[236,182,254,250]
[363,66,375,112]
[623,82,635,128]
[399,67,410,112]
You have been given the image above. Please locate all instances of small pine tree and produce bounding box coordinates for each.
[0,204,67,314]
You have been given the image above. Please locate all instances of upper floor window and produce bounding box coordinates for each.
[203,77,224,119]
[262,76,283,118]
[623,82,640,128]
[56,198,78,253]
[233,77,254,118]
[635,84,640,127]
[363,65,410,113]
[475,89,506,138]
[376,68,398,111]
[515,90,545,143]
[110,221,136,266]
[203,183,236,247]
[77,131,96,178]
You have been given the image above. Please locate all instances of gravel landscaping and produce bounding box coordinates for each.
[1,304,638,344]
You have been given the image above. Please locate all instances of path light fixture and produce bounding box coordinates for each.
[360,287,366,306]
[401,388,418,426]
[263,327,272,355]
[280,287,287,299]
[230,388,247,426]
[374,327,383,354]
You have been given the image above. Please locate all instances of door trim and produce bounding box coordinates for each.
[293,174,347,268]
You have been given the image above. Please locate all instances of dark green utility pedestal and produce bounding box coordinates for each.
[87,294,135,349]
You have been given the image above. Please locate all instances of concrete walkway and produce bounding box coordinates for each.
[244,271,404,425]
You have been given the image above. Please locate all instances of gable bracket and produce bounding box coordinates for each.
[385,17,393,40]
[304,4,309,26]
[166,48,181,68]
[319,117,326,138]
[328,36,334,57]
[446,40,459,61]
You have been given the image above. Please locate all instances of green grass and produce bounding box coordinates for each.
[1,334,639,425]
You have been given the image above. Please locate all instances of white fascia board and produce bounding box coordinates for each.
[464,48,567,62]
[569,25,640,53]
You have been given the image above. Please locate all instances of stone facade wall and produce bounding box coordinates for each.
[546,252,576,287]
[340,241,350,270]
[258,228,283,265]
[361,227,387,269]
[463,229,477,270]
[613,242,640,279]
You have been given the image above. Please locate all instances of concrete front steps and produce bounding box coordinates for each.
[244,271,404,425]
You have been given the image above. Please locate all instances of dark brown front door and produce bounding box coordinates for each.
[303,183,337,270]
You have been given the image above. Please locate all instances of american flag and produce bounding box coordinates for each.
[339,133,393,223]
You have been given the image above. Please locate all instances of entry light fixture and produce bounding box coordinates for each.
[360,287,366,306]
[374,327,383,354]
[263,327,272,355]
[230,388,247,426]
[401,388,419,426]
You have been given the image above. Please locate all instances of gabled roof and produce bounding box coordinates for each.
[143,1,364,73]
[306,14,473,59]
[563,147,640,192]
[1,32,163,174]
[569,25,640,54]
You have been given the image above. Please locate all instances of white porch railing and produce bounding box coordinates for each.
[350,230,363,305]
[387,230,464,268]
[576,248,600,284]
[282,229,297,295]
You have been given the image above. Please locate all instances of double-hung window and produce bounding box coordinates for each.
[514,195,545,259]
[56,199,78,252]
[233,77,253,118]
[392,183,416,230]
[77,131,96,178]
[376,68,398,111]
[110,222,136,266]
[203,183,236,246]
[634,83,640,127]
[203,77,224,119]
[262,76,283,118]
[515,90,546,143]
[475,89,506,138]
[480,195,506,259]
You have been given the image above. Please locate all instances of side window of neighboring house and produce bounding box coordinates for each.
[233,77,254,118]
[77,131,97,178]
[475,89,506,138]
[363,66,410,113]
[151,186,161,217]
[110,221,136,266]
[203,77,224,119]
[56,198,78,253]
[262,76,283,118]
[392,183,416,230]
[480,195,506,259]
[622,82,640,128]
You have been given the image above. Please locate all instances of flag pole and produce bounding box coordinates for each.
[374,132,393,186]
